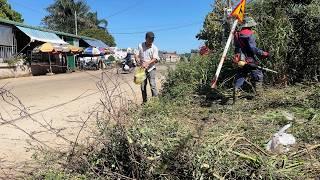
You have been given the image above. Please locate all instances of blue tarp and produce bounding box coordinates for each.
[16,26,68,44]
[83,39,108,48]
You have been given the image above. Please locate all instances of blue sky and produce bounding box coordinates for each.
[7,0,214,53]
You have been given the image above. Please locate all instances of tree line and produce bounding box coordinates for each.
[0,0,23,22]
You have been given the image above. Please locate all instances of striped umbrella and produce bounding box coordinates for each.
[83,47,101,56]
[98,47,106,55]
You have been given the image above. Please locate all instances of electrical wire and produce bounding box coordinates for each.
[6,0,205,36]
[110,22,197,31]
[106,0,145,18]
[110,22,202,35]
[7,0,46,15]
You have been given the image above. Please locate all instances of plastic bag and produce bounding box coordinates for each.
[124,64,130,71]
[134,67,146,85]
[266,124,296,153]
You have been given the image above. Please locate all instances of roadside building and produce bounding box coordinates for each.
[160,51,180,63]
[190,49,200,58]
[0,18,108,77]
[111,47,128,60]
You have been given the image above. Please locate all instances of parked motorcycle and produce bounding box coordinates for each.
[80,59,98,70]
[117,53,136,74]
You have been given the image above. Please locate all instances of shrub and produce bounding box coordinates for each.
[161,52,237,102]
[107,55,115,62]
[199,0,320,84]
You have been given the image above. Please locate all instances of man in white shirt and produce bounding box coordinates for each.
[135,32,159,103]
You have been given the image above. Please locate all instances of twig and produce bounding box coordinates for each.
[68,105,100,163]
[289,144,320,157]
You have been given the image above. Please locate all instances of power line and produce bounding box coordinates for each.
[6,0,205,36]
[110,22,202,35]
[110,21,203,31]
[8,0,47,15]
[110,23,185,31]
[8,0,145,24]
[106,0,145,18]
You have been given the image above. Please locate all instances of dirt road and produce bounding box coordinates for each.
[0,64,172,174]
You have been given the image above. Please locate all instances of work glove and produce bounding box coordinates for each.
[261,51,269,59]
[237,60,246,67]
[233,53,240,64]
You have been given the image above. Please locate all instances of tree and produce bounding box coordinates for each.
[42,0,95,34]
[80,28,116,47]
[0,0,23,22]
[196,0,236,50]
[87,11,108,30]
[246,0,320,83]
[43,0,116,47]
[107,55,115,62]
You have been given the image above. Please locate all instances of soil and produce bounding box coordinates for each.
[0,64,173,175]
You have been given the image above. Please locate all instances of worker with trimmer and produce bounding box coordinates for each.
[233,17,270,97]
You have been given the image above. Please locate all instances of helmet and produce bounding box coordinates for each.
[127,48,132,53]
[241,17,257,28]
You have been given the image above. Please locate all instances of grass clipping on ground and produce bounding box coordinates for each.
[127,85,319,179]
[33,84,320,179]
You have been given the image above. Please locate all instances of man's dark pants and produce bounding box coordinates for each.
[141,69,158,102]
[234,65,263,91]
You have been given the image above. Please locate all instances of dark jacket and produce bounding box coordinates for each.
[234,28,264,64]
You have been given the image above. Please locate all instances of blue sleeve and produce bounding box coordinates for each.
[248,35,264,56]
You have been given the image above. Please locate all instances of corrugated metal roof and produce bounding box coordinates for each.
[17,26,68,44]
[83,39,109,48]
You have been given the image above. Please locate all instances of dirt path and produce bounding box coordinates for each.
[0,64,173,175]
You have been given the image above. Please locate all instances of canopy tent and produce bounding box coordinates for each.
[83,39,108,48]
[16,26,68,44]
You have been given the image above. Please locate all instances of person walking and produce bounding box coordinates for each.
[135,32,160,103]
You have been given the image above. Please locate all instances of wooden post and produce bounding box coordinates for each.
[211,19,238,89]
[48,53,53,74]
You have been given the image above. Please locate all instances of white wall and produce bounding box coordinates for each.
[0,63,31,79]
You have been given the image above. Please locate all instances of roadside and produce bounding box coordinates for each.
[0,64,174,175]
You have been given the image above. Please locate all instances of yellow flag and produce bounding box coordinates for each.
[230,0,246,22]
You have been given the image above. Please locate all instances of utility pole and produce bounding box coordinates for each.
[226,0,233,28]
[222,7,226,45]
[75,11,78,35]
[212,19,239,88]
[222,0,233,45]
[227,0,233,27]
